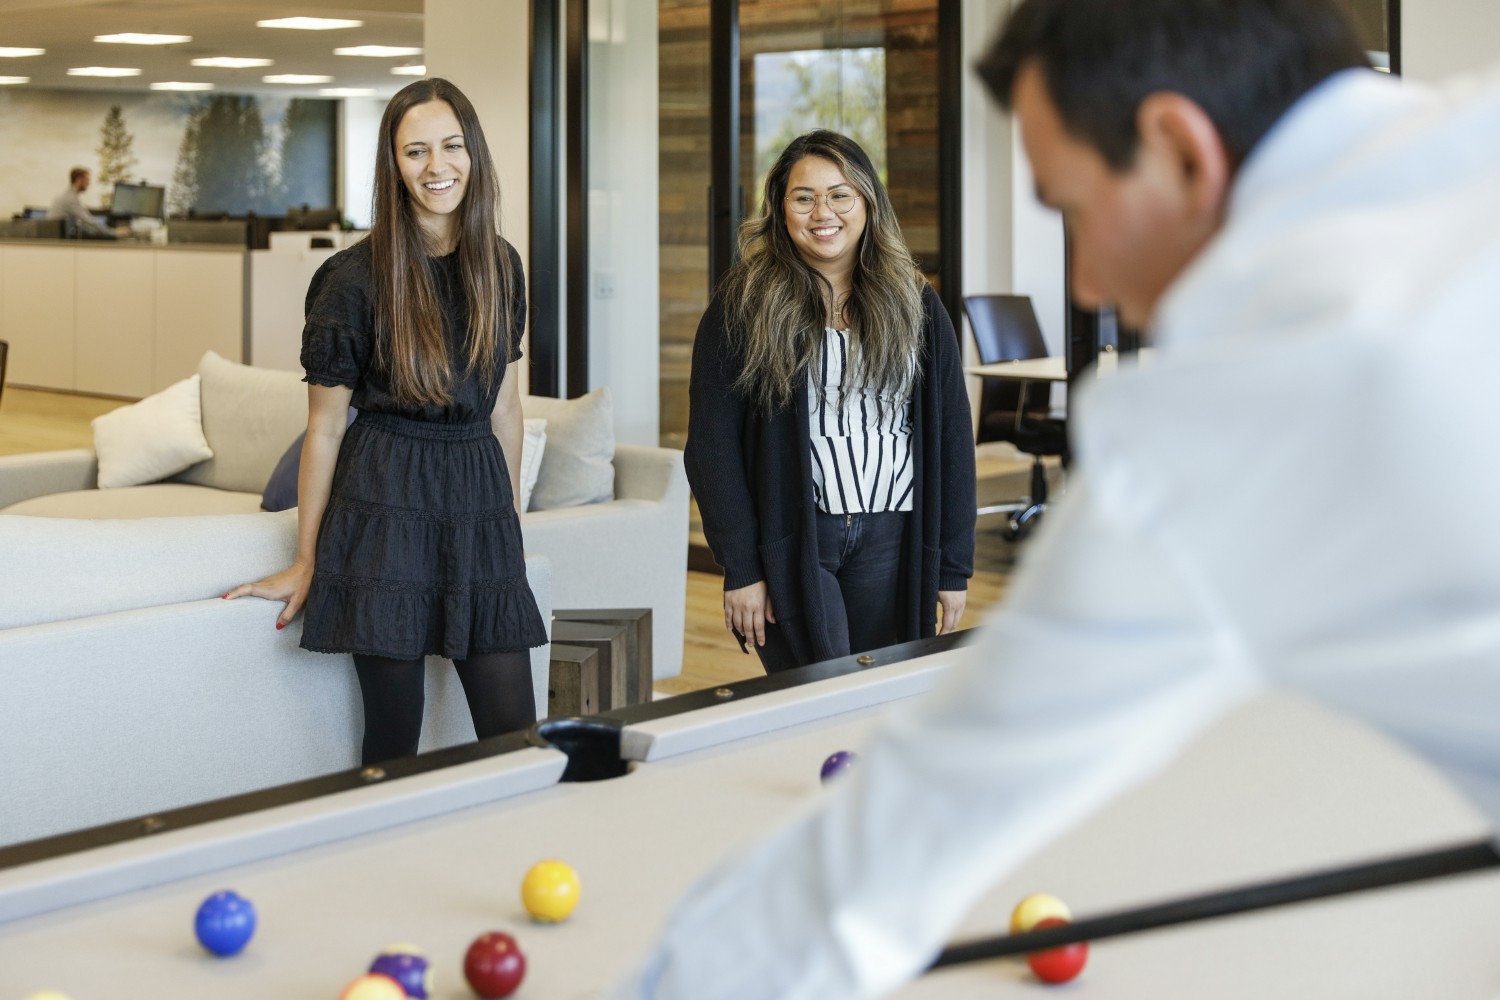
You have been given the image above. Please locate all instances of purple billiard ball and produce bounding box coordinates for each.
[194,889,256,957]
[820,750,859,784]
[369,947,432,998]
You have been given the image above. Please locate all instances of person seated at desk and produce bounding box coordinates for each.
[47,167,125,239]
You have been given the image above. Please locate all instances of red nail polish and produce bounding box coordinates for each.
[221,594,229,599]
[275,622,285,630]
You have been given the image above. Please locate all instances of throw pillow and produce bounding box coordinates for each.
[519,417,547,512]
[176,351,307,494]
[260,408,358,512]
[522,387,615,510]
[92,374,215,489]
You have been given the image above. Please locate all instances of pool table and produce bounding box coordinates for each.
[1,631,1497,999]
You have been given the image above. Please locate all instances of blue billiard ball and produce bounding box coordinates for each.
[194,890,256,957]
[820,750,859,784]
[369,947,433,998]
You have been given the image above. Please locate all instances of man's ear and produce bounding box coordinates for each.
[1136,92,1231,221]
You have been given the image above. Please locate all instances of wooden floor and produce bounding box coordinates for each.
[0,386,121,457]
[1,385,1031,697]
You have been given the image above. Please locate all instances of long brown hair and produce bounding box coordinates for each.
[720,130,926,414]
[369,78,515,407]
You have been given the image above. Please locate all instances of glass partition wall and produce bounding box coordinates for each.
[658,0,947,448]
[535,0,954,447]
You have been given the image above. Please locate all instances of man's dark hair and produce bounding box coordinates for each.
[977,0,1371,170]
[69,167,89,184]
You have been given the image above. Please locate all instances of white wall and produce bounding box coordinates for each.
[1404,0,1500,82]
[585,0,661,447]
[425,0,534,389]
[962,0,1067,356]
[340,98,384,230]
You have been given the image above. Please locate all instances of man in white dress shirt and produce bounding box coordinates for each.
[612,0,1500,997]
[46,167,118,238]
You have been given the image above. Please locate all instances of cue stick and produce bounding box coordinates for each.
[927,837,1500,970]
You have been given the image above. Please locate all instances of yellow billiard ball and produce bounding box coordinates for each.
[521,859,581,923]
[337,974,406,1000]
[1010,892,1072,935]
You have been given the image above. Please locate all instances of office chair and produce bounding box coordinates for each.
[964,294,1069,540]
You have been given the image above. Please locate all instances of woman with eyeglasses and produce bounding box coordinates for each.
[685,129,976,673]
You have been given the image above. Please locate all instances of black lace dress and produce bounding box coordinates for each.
[297,239,547,660]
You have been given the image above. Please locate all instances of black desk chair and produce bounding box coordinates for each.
[964,294,1069,539]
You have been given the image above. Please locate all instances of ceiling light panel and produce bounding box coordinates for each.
[94,34,191,45]
[334,45,422,58]
[191,57,273,68]
[68,67,141,77]
[0,48,45,58]
[0,76,30,85]
[263,74,333,85]
[391,65,426,76]
[151,81,213,91]
[257,17,363,30]
[320,88,375,97]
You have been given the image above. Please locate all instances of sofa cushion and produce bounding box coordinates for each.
[91,374,214,489]
[3,484,265,519]
[176,351,308,495]
[0,509,297,629]
[519,417,547,512]
[523,386,615,510]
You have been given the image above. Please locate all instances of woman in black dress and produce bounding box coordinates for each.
[686,130,976,673]
[229,79,547,764]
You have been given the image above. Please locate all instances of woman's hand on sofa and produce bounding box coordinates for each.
[224,561,314,629]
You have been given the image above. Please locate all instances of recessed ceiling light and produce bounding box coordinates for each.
[320,87,376,97]
[94,33,191,45]
[0,76,30,85]
[263,74,333,85]
[151,81,213,91]
[257,17,363,30]
[68,66,142,77]
[391,65,426,76]
[191,56,273,68]
[333,45,422,58]
[0,48,45,58]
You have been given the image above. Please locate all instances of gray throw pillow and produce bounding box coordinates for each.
[522,386,615,510]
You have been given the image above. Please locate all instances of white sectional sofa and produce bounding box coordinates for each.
[0,511,553,848]
[0,351,691,680]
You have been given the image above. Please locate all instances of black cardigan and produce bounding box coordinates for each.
[684,282,977,666]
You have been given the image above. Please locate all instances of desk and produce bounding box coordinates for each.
[966,348,1147,383]
[1,634,1496,998]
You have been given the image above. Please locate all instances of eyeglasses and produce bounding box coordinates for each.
[784,190,860,215]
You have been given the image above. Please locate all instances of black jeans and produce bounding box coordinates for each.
[757,510,909,673]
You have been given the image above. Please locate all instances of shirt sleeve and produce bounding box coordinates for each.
[300,253,373,389]
[682,296,764,591]
[609,474,1262,1000]
[925,286,977,591]
[505,239,527,364]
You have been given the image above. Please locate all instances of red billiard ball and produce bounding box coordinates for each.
[464,931,526,998]
[1025,916,1087,984]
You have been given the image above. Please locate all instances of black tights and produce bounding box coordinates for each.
[352,651,536,765]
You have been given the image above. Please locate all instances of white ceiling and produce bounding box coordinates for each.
[0,0,423,97]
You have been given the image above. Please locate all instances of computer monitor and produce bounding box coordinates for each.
[22,207,49,220]
[286,205,343,231]
[111,182,165,219]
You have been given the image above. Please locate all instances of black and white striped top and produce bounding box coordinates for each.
[808,327,915,514]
